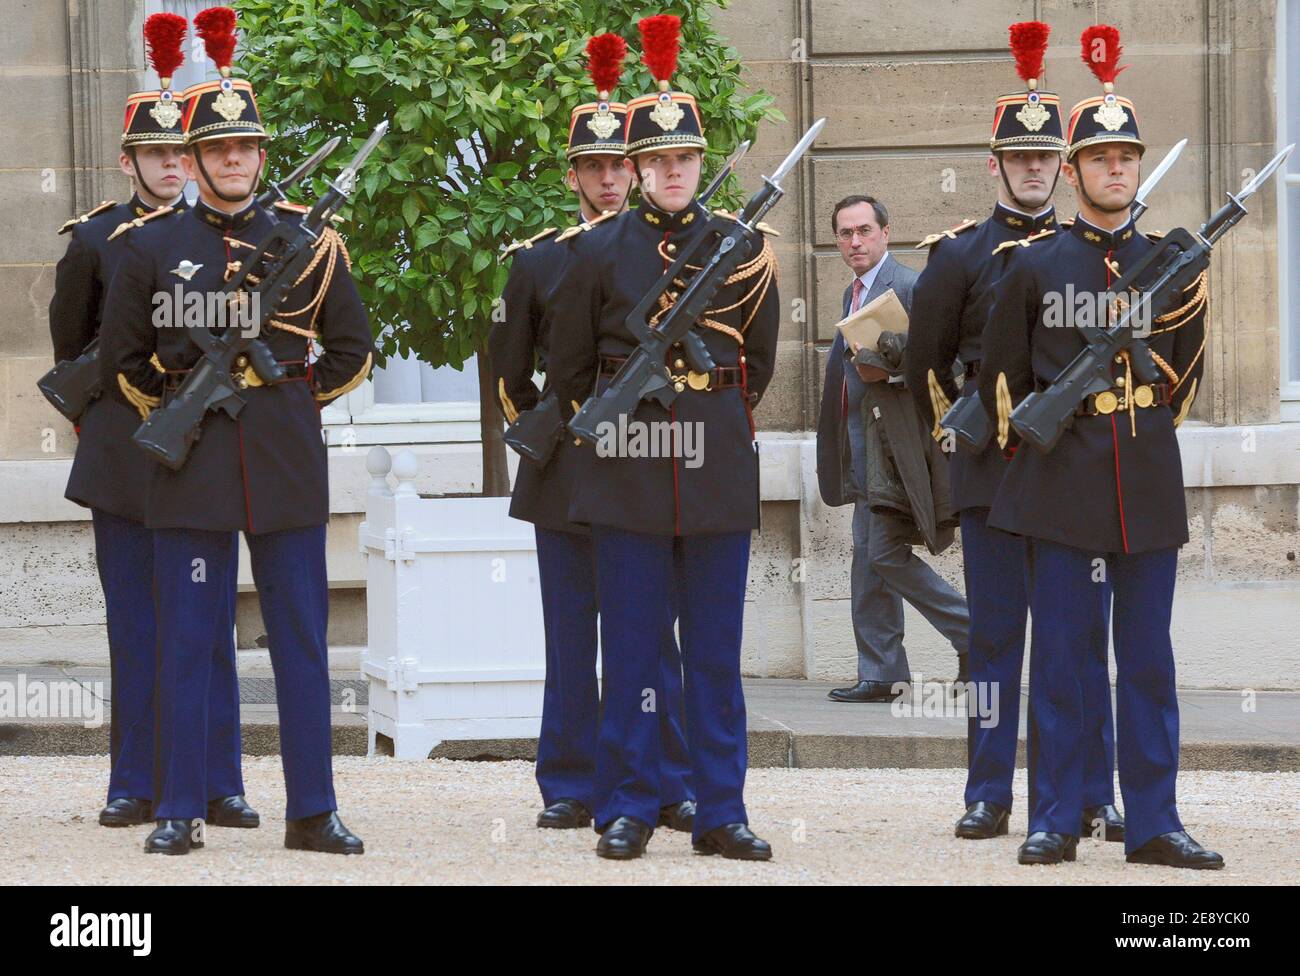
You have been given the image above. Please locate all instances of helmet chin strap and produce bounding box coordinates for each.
[575,172,632,220]
[1073,164,1136,216]
[996,153,1061,212]
[128,148,170,203]
[192,148,260,205]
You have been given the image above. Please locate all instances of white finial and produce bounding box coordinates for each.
[366,446,392,498]
[392,449,419,496]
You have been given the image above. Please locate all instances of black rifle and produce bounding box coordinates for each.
[939,138,1191,454]
[566,120,825,446]
[503,139,754,465]
[37,337,101,423]
[1011,144,1293,453]
[133,122,388,470]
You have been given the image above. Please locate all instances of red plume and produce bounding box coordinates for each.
[1008,21,1049,84]
[194,6,238,72]
[586,33,627,95]
[144,13,187,80]
[1080,24,1128,85]
[638,14,681,84]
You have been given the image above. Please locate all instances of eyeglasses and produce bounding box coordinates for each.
[836,225,877,242]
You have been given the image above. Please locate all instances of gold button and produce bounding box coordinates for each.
[1115,376,1126,386]
[673,381,685,393]
[1114,356,1124,364]
[236,355,248,367]
[674,359,685,369]
[667,243,677,253]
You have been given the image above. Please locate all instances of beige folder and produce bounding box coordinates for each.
[835,287,910,353]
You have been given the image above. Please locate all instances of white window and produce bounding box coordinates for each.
[1280,0,1300,419]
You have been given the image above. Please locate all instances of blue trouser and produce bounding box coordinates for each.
[960,508,1115,812]
[591,526,751,841]
[91,509,243,804]
[153,524,335,821]
[1027,538,1183,852]
[533,528,692,811]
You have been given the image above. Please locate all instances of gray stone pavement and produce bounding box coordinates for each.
[1,667,1295,770]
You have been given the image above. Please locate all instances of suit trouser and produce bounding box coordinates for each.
[960,508,1115,812]
[91,509,243,804]
[1027,538,1183,852]
[152,524,335,821]
[850,502,906,682]
[865,506,970,674]
[533,527,693,810]
[591,526,751,841]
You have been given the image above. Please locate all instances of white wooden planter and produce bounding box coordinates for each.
[359,447,545,759]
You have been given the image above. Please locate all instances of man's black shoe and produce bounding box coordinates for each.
[537,798,592,829]
[144,819,203,855]
[827,680,904,703]
[595,816,653,860]
[1126,831,1224,870]
[692,823,773,861]
[658,800,696,832]
[100,797,151,827]
[207,794,260,828]
[1080,804,1125,842]
[1017,831,1078,865]
[284,811,364,854]
[954,801,1009,839]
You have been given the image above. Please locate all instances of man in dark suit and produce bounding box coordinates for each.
[819,196,969,703]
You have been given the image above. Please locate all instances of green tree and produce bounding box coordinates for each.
[235,0,780,492]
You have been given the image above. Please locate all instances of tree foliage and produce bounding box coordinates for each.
[234,0,782,371]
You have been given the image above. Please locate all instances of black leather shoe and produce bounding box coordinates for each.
[595,816,653,860]
[284,811,364,855]
[537,798,592,829]
[1081,804,1125,842]
[1126,831,1224,870]
[207,794,260,828]
[1018,831,1078,864]
[658,800,696,832]
[954,801,1009,839]
[100,797,152,827]
[827,680,904,703]
[693,823,773,861]
[144,819,203,855]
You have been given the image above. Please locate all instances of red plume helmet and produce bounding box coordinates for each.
[1008,21,1050,90]
[143,13,186,86]
[194,6,238,78]
[639,14,681,92]
[586,33,627,100]
[1080,24,1128,91]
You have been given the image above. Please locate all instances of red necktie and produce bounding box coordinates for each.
[841,278,863,421]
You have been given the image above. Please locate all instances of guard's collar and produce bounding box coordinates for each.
[637,198,707,232]
[194,198,259,232]
[130,192,187,218]
[1070,213,1136,251]
[992,202,1055,234]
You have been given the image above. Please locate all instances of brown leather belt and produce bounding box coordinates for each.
[599,354,744,392]
[1076,382,1173,416]
[163,357,308,392]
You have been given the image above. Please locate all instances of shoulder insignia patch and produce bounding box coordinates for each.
[712,208,780,237]
[107,205,179,242]
[58,200,117,235]
[990,228,1056,256]
[916,218,977,250]
[555,209,618,243]
[504,226,559,255]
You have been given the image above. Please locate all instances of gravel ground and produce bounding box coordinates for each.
[1,757,1294,885]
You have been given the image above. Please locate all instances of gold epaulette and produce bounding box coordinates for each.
[555,209,618,243]
[1145,229,1166,241]
[273,200,310,214]
[917,218,977,250]
[58,200,117,235]
[712,209,781,237]
[991,228,1056,256]
[107,205,178,242]
[503,226,559,255]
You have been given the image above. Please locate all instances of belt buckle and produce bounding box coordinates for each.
[1093,390,1120,414]
[1133,384,1154,408]
[686,370,711,392]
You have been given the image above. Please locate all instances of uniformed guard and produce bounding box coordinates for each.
[48,12,256,832]
[489,33,696,833]
[903,21,1122,845]
[548,14,779,861]
[99,5,373,855]
[979,25,1221,868]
